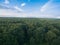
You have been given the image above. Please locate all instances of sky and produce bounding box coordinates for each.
[0,0,60,18]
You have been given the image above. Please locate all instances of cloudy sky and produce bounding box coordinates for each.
[0,0,60,18]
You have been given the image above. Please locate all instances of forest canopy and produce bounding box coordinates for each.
[0,18,60,45]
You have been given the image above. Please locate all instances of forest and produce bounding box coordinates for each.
[0,18,60,45]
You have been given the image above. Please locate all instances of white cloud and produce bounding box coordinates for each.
[0,9,26,17]
[4,0,10,4]
[39,0,60,18]
[0,8,59,18]
[40,0,60,13]
[40,0,51,12]
[0,4,23,12]
[14,6,23,12]
[0,4,11,9]
[40,4,47,12]
[56,17,60,19]
[21,3,26,7]
[40,0,55,12]
[0,0,60,18]
[0,3,24,13]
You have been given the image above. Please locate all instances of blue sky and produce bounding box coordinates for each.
[0,0,60,18]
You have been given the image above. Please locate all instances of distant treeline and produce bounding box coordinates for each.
[0,18,60,45]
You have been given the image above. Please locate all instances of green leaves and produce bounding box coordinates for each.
[0,18,60,45]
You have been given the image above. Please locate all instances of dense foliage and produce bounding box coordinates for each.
[0,18,60,45]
